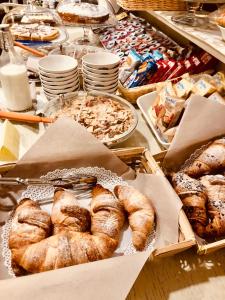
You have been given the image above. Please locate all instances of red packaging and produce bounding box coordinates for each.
[184,55,201,74]
[197,52,217,73]
[160,60,177,81]
[149,61,169,84]
[167,61,186,80]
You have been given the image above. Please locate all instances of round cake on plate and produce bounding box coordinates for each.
[57,3,110,24]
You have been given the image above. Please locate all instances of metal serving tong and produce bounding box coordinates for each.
[0,176,97,188]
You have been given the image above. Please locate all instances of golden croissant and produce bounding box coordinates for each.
[51,188,91,234]
[172,172,207,237]
[183,138,225,177]
[9,199,52,250]
[200,175,225,237]
[114,185,154,250]
[10,185,124,275]
[8,199,52,275]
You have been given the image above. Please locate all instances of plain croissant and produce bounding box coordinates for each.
[9,199,52,250]
[51,188,91,234]
[200,175,225,237]
[91,184,125,243]
[114,185,154,251]
[10,185,124,274]
[8,199,52,276]
[183,138,225,177]
[172,172,207,237]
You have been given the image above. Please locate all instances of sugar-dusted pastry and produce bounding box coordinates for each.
[9,199,51,250]
[51,188,91,234]
[183,138,225,177]
[8,199,52,275]
[57,3,109,24]
[172,172,207,237]
[91,185,125,243]
[114,185,155,250]
[201,175,225,237]
[10,23,59,41]
[9,186,125,274]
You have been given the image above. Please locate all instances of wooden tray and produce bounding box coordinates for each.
[153,150,225,255]
[112,147,196,258]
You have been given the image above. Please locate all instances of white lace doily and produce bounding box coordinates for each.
[2,166,155,277]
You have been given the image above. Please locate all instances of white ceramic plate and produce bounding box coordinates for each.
[43,84,80,95]
[82,69,118,81]
[83,83,117,94]
[82,65,119,75]
[40,76,79,86]
[42,80,80,90]
[40,72,79,82]
[84,80,118,90]
[84,86,117,94]
[84,77,118,87]
[39,68,78,78]
[82,52,120,69]
[39,55,78,73]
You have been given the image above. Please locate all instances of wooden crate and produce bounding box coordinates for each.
[112,147,196,257]
[152,150,225,255]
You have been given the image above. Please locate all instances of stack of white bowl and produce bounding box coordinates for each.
[38,55,79,100]
[82,52,120,94]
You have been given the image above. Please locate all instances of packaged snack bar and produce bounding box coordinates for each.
[156,94,185,132]
[163,126,178,143]
[192,78,216,96]
[174,77,193,99]
[208,92,225,105]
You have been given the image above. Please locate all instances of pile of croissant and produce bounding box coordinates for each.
[9,184,154,276]
[172,138,225,238]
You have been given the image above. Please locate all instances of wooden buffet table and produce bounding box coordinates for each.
[1,15,225,300]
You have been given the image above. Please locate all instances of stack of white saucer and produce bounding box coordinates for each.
[38,55,79,100]
[82,52,120,94]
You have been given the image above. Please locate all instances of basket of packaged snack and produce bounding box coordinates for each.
[116,0,186,11]
[137,72,225,148]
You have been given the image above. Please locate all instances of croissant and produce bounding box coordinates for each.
[10,186,124,274]
[114,185,154,251]
[8,199,52,276]
[172,172,207,237]
[11,231,117,274]
[51,188,91,234]
[200,175,225,237]
[183,138,225,177]
[91,184,125,242]
[9,199,51,250]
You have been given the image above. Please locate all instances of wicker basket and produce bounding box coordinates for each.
[118,71,214,103]
[116,0,186,11]
[153,150,225,255]
[112,147,195,258]
[118,81,157,104]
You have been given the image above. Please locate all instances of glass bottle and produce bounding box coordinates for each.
[0,24,32,111]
